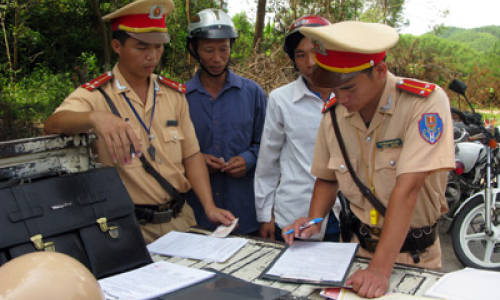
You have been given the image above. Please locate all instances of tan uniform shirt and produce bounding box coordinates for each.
[311,72,455,268]
[55,65,200,206]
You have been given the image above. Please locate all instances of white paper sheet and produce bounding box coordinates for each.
[98,261,215,300]
[147,231,248,262]
[210,218,239,238]
[424,267,500,300]
[265,241,358,283]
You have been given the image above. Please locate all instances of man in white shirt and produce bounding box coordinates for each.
[254,16,340,241]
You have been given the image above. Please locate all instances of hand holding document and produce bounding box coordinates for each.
[210,218,239,238]
[99,261,215,300]
[261,241,359,286]
[424,267,500,300]
[147,231,248,262]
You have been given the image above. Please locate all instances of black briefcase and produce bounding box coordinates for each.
[0,167,152,279]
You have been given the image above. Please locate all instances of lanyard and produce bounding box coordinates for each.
[122,87,157,159]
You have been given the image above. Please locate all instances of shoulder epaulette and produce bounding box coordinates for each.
[396,78,436,98]
[81,72,113,91]
[322,97,337,113]
[158,76,186,94]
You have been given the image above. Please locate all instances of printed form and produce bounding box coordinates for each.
[147,231,248,262]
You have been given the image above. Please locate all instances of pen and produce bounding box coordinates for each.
[284,218,323,235]
[125,118,136,159]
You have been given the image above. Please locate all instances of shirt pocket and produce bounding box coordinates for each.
[162,127,185,164]
[374,148,401,201]
[328,157,357,197]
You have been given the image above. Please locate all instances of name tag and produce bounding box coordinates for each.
[166,120,178,127]
[376,138,403,149]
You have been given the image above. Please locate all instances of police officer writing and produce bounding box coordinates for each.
[282,22,455,298]
[44,0,234,243]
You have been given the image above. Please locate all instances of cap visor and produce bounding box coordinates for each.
[312,66,361,88]
[127,32,170,44]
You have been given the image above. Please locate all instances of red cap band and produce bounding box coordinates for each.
[111,14,167,33]
[315,50,386,73]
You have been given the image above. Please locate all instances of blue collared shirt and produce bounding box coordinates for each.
[185,70,267,234]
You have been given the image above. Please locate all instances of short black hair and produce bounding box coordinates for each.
[283,32,305,64]
[112,30,131,45]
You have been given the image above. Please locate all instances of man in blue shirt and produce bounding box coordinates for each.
[185,8,267,234]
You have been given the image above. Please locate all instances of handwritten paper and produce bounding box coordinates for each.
[210,218,239,238]
[263,241,358,285]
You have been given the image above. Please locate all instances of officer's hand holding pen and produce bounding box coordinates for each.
[282,217,323,245]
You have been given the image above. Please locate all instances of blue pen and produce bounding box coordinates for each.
[284,218,323,235]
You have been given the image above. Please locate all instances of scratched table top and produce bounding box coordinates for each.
[153,228,443,300]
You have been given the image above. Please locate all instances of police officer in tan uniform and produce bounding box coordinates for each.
[44,0,235,243]
[283,22,455,298]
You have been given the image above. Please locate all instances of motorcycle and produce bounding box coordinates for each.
[447,79,500,270]
[443,85,488,230]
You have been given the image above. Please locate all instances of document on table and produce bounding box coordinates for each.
[98,261,215,300]
[424,267,500,300]
[147,231,248,263]
[260,241,359,286]
[321,287,442,300]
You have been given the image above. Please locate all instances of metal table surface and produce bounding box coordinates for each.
[152,228,443,299]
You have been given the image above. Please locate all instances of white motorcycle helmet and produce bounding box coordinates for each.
[188,8,238,39]
[187,8,237,76]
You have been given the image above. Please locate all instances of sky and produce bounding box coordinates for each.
[228,0,500,36]
[402,0,500,35]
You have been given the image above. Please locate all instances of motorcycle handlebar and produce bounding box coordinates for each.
[451,107,496,144]
[451,107,483,127]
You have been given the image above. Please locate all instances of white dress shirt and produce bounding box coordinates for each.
[255,76,332,229]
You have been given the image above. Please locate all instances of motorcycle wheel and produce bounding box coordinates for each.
[452,196,500,270]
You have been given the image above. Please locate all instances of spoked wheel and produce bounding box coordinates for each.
[452,196,500,270]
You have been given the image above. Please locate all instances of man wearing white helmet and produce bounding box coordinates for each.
[185,8,267,234]
[45,0,235,243]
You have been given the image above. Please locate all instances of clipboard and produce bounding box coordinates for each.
[259,241,359,286]
[156,269,290,300]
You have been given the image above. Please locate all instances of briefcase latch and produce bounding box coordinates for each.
[97,217,119,239]
[30,234,55,252]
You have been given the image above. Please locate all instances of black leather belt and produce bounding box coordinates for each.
[351,215,437,263]
[135,197,185,225]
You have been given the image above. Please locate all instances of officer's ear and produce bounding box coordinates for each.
[373,61,388,81]
[111,39,122,55]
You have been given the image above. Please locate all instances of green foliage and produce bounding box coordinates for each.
[0,67,73,139]
[437,26,500,54]
[232,12,256,60]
